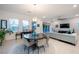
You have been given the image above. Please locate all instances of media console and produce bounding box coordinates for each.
[58,30,72,34]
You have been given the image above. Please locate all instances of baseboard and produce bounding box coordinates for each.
[50,37,75,46]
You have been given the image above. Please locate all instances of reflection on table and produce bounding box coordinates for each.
[23,33,49,54]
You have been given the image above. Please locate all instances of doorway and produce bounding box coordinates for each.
[43,22,50,33]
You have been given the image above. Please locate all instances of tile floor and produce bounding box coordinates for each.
[0,37,79,54]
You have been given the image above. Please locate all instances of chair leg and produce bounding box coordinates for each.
[38,47,39,54]
[24,45,30,54]
[37,46,45,54]
[43,46,45,52]
[41,46,45,53]
[24,45,26,51]
[46,39,49,47]
[16,36,17,40]
[27,47,29,54]
[32,49,34,54]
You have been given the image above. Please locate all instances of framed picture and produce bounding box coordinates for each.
[55,24,58,28]
[0,20,1,29]
[1,20,7,29]
[37,24,40,27]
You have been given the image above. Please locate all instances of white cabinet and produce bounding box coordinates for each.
[47,33,77,45]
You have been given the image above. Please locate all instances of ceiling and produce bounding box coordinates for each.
[0,4,79,19]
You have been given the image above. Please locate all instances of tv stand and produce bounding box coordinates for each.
[58,31,68,33]
[58,30,71,34]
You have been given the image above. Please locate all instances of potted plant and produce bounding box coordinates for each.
[0,29,6,46]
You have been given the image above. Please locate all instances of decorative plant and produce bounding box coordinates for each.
[0,29,6,46]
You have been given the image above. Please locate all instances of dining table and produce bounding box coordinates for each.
[15,30,33,40]
[23,33,45,42]
[23,33,45,49]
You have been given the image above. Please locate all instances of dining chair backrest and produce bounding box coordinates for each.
[43,33,48,39]
[37,38,46,47]
[43,33,49,46]
[23,39,30,47]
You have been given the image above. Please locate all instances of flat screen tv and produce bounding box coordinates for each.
[60,23,70,28]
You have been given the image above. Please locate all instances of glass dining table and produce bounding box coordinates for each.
[23,33,45,42]
[23,33,45,50]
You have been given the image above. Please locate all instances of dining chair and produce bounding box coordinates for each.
[37,38,47,54]
[43,34,49,47]
[23,38,35,54]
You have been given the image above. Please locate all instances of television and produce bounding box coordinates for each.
[60,23,70,28]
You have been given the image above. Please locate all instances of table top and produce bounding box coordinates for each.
[23,33,44,40]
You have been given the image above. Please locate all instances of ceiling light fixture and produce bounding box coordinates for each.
[32,17,37,21]
[73,4,77,8]
[33,4,37,6]
[75,14,79,16]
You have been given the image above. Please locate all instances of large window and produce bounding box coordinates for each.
[8,19,19,32]
[22,20,29,31]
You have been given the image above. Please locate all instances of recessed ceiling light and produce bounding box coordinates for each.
[75,14,79,16]
[73,4,77,8]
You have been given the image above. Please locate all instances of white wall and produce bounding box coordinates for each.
[0,10,32,31]
[3,10,79,40]
[0,10,53,34]
[0,10,27,19]
[0,10,32,40]
[35,18,43,33]
[0,10,45,40]
[59,17,79,34]
[51,17,79,34]
[70,17,79,34]
[51,19,60,32]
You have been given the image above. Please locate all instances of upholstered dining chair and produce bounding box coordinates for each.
[43,34,49,47]
[23,38,35,54]
[36,38,47,53]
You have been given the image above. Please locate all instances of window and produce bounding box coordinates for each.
[8,18,19,32]
[22,20,29,31]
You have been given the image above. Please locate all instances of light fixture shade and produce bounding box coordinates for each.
[33,4,37,6]
[32,17,37,22]
[75,14,79,16]
[73,4,77,8]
